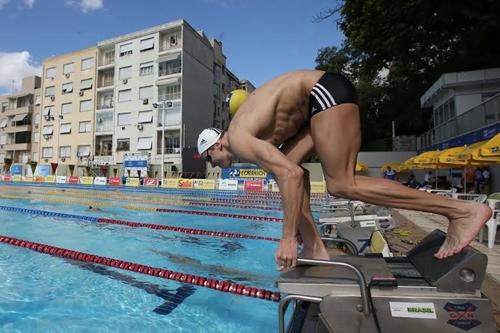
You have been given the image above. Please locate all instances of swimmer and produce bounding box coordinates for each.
[88,205,100,212]
[197,70,491,270]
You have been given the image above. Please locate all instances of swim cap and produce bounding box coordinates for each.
[197,128,222,155]
[225,89,249,116]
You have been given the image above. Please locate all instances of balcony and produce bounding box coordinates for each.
[3,105,33,117]
[3,125,32,134]
[3,143,31,151]
[97,79,114,89]
[96,101,114,111]
[159,32,182,53]
[156,147,181,155]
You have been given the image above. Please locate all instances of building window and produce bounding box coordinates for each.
[79,121,92,133]
[42,125,54,135]
[157,129,180,154]
[63,62,74,75]
[81,57,94,71]
[158,54,181,76]
[35,95,41,105]
[45,86,55,97]
[158,82,181,100]
[42,147,53,158]
[45,67,56,79]
[119,66,132,80]
[60,146,71,158]
[0,135,6,144]
[33,131,39,143]
[32,152,39,162]
[119,43,133,57]
[117,112,131,126]
[80,78,93,91]
[80,100,93,112]
[137,137,152,150]
[140,62,154,76]
[77,145,91,158]
[59,123,72,134]
[61,103,72,115]
[116,138,130,151]
[118,89,131,102]
[138,110,153,123]
[62,82,73,94]
[43,106,54,118]
[139,86,153,100]
[140,37,155,52]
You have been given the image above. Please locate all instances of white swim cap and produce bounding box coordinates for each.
[197,128,222,155]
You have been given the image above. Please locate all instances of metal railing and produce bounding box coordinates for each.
[417,94,500,149]
[156,147,181,154]
[158,66,181,77]
[96,101,114,110]
[97,79,114,88]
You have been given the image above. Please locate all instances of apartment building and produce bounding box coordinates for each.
[0,76,41,166]
[94,19,242,178]
[39,47,97,174]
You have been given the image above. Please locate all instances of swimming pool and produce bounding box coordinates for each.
[0,184,313,332]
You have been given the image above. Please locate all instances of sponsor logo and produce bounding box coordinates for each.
[444,302,481,331]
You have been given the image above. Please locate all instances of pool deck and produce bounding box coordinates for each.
[392,208,500,330]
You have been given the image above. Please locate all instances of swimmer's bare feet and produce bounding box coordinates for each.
[300,243,330,261]
[435,202,492,259]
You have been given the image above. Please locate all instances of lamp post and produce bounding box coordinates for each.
[153,100,173,182]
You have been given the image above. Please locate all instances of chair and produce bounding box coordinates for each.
[478,198,500,248]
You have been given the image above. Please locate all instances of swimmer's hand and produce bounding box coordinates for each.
[275,236,298,271]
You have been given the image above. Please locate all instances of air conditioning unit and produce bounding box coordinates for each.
[34,124,39,128]
[43,134,52,140]
[50,96,55,101]
[44,115,51,121]
[137,124,143,130]
[142,99,149,105]
[44,158,49,162]
[65,73,70,78]
[61,157,66,162]
[79,91,84,96]
[122,79,128,84]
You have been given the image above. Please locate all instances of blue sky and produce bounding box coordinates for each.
[0,0,343,94]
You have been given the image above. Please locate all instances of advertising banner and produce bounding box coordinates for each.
[193,179,216,190]
[9,164,23,176]
[22,176,33,182]
[109,177,121,186]
[178,178,193,189]
[240,169,267,178]
[161,178,178,188]
[45,175,55,183]
[244,180,263,191]
[12,175,21,182]
[35,176,45,182]
[34,164,50,177]
[80,177,94,185]
[310,181,326,194]
[94,177,107,185]
[144,178,159,187]
[68,176,79,184]
[56,176,67,184]
[3,175,12,182]
[126,177,140,187]
[218,179,238,191]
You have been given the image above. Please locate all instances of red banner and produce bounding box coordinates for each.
[109,177,121,186]
[68,176,79,184]
[144,178,158,187]
[3,175,12,182]
[244,180,263,191]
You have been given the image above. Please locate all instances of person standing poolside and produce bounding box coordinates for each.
[197,70,491,270]
[383,166,397,181]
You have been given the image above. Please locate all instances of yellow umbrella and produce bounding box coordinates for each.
[380,163,402,172]
[355,161,368,172]
[480,133,500,157]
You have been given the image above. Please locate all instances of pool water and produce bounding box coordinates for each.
[0,185,295,333]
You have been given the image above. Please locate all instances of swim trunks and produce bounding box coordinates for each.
[309,72,357,118]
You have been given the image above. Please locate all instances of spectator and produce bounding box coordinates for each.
[481,167,491,194]
[383,166,397,181]
[474,167,484,193]
[424,171,433,186]
[406,173,421,189]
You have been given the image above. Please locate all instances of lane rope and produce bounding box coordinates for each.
[0,235,281,302]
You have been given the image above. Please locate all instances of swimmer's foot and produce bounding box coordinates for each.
[299,243,330,261]
[435,203,492,259]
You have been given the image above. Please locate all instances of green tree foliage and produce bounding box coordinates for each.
[315,0,500,150]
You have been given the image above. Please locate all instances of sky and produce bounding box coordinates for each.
[0,0,344,94]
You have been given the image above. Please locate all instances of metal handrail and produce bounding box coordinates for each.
[279,295,322,333]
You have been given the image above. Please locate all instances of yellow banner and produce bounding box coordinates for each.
[35,176,45,182]
[240,169,267,178]
[310,181,326,193]
[161,178,178,188]
[193,179,216,190]
[13,175,21,182]
[125,177,140,187]
[80,176,94,185]
[22,176,33,182]
[45,175,55,183]
[178,178,193,189]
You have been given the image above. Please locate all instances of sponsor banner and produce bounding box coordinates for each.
[34,164,50,177]
[124,160,147,168]
[45,175,55,183]
[22,176,34,182]
[35,176,45,183]
[126,177,140,187]
[94,177,107,185]
[68,176,79,184]
[178,179,193,189]
[310,181,326,194]
[109,177,121,186]
[80,177,94,185]
[3,175,12,182]
[56,176,67,184]
[240,169,267,178]
[244,180,263,191]
[144,178,159,187]
[161,178,178,189]
[10,164,23,176]
[193,179,216,190]
[222,165,274,180]
[12,175,21,182]
[389,302,437,320]
[218,179,238,191]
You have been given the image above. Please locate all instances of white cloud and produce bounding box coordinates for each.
[66,0,103,13]
[23,0,34,8]
[0,0,10,10]
[0,51,41,92]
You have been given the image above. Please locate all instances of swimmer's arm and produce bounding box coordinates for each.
[229,133,304,240]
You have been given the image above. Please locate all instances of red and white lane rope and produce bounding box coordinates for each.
[0,235,281,302]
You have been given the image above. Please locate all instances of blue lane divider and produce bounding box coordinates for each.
[0,205,99,222]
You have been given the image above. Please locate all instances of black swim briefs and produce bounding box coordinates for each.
[309,72,357,118]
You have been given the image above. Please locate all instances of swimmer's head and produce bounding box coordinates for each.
[225,89,249,116]
[197,128,231,168]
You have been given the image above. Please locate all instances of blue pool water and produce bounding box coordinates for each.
[0,185,290,332]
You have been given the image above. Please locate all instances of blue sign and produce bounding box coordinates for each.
[35,165,50,177]
[124,160,148,168]
[444,302,481,331]
[9,164,23,175]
